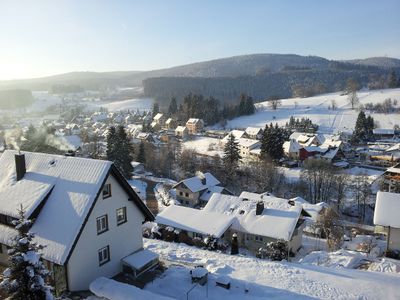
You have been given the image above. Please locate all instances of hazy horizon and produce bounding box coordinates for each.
[1,0,399,80]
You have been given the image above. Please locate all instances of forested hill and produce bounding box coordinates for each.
[1,54,399,103]
[143,67,400,104]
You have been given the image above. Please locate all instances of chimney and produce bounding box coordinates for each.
[201,177,206,185]
[288,200,295,206]
[256,201,264,215]
[15,153,26,181]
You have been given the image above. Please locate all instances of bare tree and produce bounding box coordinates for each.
[334,173,349,213]
[352,174,370,222]
[269,98,282,110]
[248,161,285,195]
[348,91,359,110]
[318,207,344,251]
[300,159,336,204]
[331,99,337,111]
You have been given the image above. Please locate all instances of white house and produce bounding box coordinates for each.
[175,126,188,139]
[0,150,154,294]
[156,205,234,240]
[374,191,400,252]
[245,127,263,140]
[204,192,305,254]
[172,172,232,207]
[237,138,261,159]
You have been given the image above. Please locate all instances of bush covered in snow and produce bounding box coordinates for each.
[0,206,53,300]
[257,240,288,261]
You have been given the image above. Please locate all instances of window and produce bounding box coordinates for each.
[0,243,3,254]
[116,207,127,225]
[255,235,263,242]
[179,191,183,196]
[96,215,108,234]
[98,246,110,266]
[102,184,112,199]
[185,192,189,197]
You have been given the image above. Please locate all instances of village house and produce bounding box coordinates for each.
[164,118,177,130]
[374,191,400,252]
[175,126,188,139]
[203,192,305,254]
[283,139,301,160]
[373,129,396,140]
[222,130,246,144]
[155,205,234,240]
[245,127,263,140]
[185,118,204,135]
[172,172,231,207]
[237,138,261,159]
[153,113,166,126]
[381,163,400,193]
[0,150,155,294]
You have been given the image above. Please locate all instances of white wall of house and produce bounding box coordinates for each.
[388,227,400,251]
[67,174,145,291]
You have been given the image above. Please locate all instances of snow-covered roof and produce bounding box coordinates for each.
[222,130,245,142]
[186,118,203,124]
[165,118,174,124]
[199,185,225,202]
[156,205,234,238]
[174,172,220,193]
[374,191,400,228]
[291,197,326,221]
[386,143,400,152]
[175,126,187,132]
[60,135,82,150]
[322,147,340,160]
[283,140,301,153]
[386,164,400,174]
[373,129,395,135]
[90,277,174,300]
[0,150,153,265]
[122,249,159,270]
[245,127,262,136]
[205,193,302,241]
[237,138,261,148]
[0,150,111,264]
[154,113,164,120]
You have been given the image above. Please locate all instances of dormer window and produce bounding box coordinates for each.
[102,184,111,199]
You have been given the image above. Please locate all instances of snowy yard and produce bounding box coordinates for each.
[224,88,400,133]
[143,239,400,300]
[183,137,224,157]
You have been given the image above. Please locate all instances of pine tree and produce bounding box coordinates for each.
[116,126,134,178]
[260,124,273,160]
[137,141,146,164]
[152,102,160,118]
[168,97,178,116]
[223,134,241,172]
[261,124,285,161]
[106,126,117,162]
[352,111,367,143]
[0,206,53,300]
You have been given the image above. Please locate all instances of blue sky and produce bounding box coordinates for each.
[0,0,399,80]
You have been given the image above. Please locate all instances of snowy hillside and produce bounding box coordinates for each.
[144,239,400,300]
[225,88,400,133]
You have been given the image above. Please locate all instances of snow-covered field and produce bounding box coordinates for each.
[87,97,153,112]
[144,239,400,300]
[183,136,224,157]
[225,88,400,133]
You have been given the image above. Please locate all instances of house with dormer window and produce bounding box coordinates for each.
[0,150,154,294]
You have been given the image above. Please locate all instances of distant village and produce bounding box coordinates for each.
[0,89,400,299]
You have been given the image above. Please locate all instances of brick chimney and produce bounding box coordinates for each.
[256,201,264,215]
[15,153,26,181]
